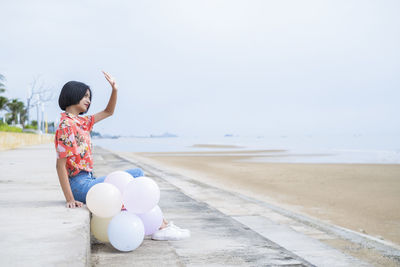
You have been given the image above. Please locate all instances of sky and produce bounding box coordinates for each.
[0,0,399,137]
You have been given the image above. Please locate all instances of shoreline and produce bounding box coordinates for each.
[91,138,400,164]
[118,149,400,246]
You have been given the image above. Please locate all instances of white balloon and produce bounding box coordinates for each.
[86,183,122,218]
[108,211,145,252]
[104,171,134,194]
[123,177,160,214]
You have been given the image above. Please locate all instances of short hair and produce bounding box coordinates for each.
[58,81,92,115]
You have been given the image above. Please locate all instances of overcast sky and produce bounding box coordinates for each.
[1,0,399,136]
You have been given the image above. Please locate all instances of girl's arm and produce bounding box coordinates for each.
[56,157,83,208]
[93,71,118,124]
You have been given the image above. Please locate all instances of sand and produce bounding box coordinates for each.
[123,148,400,246]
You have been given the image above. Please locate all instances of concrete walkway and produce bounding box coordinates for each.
[0,144,90,267]
[91,147,311,266]
[1,144,399,266]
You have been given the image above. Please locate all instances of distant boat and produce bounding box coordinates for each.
[224,134,233,137]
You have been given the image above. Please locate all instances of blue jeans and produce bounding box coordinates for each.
[69,168,144,203]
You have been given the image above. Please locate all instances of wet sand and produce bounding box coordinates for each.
[122,148,400,245]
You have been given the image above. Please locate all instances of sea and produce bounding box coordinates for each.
[92,133,400,164]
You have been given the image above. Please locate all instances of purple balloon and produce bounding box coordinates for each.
[104,171,133,194]
[137,205,163,235]
[123,177,160,214]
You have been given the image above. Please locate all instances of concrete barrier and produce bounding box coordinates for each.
[0,131,54,150]
[0,144,90,267]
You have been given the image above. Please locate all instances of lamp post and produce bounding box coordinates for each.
[41,102,44,133]
[35,95,42,134]
[26,87,32,125]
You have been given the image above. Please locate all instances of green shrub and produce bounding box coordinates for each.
[24,124,38,130]
[0,123,23,133]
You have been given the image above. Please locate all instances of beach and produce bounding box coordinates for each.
[120,145,400,246]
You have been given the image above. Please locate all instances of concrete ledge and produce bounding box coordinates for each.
[0,131,53,150]
[0,144,91,267]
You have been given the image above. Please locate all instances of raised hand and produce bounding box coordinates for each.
[102,71,118,90]
[93,70,118,124]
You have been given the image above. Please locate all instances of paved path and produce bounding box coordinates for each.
[91,147,311,266]
[0,144,90,267]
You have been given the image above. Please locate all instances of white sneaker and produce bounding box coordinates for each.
[151,221,191,241]
[168,221,191,235]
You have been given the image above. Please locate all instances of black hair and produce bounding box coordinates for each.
[58,81,92,115]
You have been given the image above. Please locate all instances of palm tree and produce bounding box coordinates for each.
[0,96,8,111]
[0,74,7,123]
[0,96,8,123]
[6,99,25,125]
[20,107,28,126]
[0,74,5,94]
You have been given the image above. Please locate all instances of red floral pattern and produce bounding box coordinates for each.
[55,112,95,177]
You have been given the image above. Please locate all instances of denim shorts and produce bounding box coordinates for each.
[69,168,145,203]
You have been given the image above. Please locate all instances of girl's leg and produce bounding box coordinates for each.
[69,171,95,203]
[82,168,143,204]
[88,175,106,187]
[125,168,144,178]
[160,218,168,229]
[69,172,106,204]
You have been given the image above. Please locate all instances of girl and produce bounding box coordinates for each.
[55,71,189,241]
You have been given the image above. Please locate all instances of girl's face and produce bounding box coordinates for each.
[78,89,91,113]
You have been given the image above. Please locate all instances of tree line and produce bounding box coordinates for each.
[0,74,54,132]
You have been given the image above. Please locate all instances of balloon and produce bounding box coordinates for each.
[108,211,145,252]
[137,205,163,235]
[104,171,134,194]
[91,215,112,243]
[86,183,122,218]
[123,177,160,214]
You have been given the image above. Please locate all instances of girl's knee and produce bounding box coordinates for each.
[126,168,144,178]
[72,188,87,203]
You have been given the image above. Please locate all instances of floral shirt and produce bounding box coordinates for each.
[55,112,95,177]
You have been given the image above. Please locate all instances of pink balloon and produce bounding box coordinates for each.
[137,205,163,235]
[123,177,160,214]
[104,171,133,194]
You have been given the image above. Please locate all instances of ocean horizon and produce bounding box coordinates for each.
[92,133,400,164]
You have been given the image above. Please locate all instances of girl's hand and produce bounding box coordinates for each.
[66,200,84,208]
[102,71,118,90]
